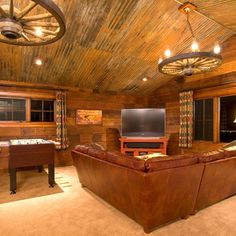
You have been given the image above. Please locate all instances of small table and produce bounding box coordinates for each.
[9,139,55,194]
[119,137,168,156]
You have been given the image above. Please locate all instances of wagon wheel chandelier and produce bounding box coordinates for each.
[158,2,222,76]
[0,0,66,46]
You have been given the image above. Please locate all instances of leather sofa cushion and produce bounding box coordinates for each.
[145,154,198,172]
[198,149,225,163]
[74,145,89,154]
[87,147,107,160]
[106,151,146,172]
[224,146,236,158]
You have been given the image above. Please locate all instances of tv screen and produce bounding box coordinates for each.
[121,108,165,137]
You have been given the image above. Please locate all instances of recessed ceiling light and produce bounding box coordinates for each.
[142,77,148,82]
[35,59,43,66]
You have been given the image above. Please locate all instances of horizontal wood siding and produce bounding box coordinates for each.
[66,90,149,164]
[0,86,149,166]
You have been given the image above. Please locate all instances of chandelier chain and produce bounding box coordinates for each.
[186,11,195,40]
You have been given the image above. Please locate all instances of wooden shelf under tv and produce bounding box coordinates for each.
[119,137,168,157]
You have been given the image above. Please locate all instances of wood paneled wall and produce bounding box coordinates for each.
[0,85,149,166]
[66,90,149,164]
[0,86,56,140]
[149,81,181,155]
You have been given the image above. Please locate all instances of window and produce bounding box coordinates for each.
[31,100,54,122]
[0,98,26,121]
[220,95,236,142]
[194,98,213,141]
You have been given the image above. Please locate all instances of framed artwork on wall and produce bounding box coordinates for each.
[76,110,102,125]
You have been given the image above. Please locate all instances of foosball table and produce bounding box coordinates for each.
[1,139,55,194]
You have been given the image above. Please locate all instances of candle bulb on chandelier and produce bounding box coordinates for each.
[191,41,199,52]
[213,44,221,54]
[164,49,171,58]
[34,27,43,37]
[158,58,163,64]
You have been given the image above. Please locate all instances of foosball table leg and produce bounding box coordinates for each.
[9,168,17,194]
[37,165,44,173]
[48,163,55,188]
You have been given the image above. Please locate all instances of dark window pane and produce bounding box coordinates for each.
[195,100,203,121]
[205,99,213,120]
[30,99,55,122]
[0,98,12,110]
[31,100,42,110]
[205,121,213,141]
[220,95,236,142]
[7,112,12,120]
[0,98,26,121]
[31,112,42,122]
[44,112,54,122]
[44,101,54,111]
[13,111,26,121]
[194,98,213,141]
[0,112,5,120]
[195,121,204,140]
[13,99,25,110]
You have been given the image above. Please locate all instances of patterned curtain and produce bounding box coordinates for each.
[56,91,69,149]
[179,91,193,148]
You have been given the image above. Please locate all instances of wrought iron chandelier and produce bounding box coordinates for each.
[0,0,66,46]
[158,2,222,76]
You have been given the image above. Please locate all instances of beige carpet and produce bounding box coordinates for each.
[0,166,236,236]
[0,169,63,204]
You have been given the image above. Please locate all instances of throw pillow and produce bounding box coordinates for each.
[223,140,236,149]
[88,142,105,151]
[224,146,236,158]
[197,149,225,163]
[74,145,89,154]
[145,154,198,172]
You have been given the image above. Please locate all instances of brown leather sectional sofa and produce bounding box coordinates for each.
[71,144,236,233]
[195,148,236,210]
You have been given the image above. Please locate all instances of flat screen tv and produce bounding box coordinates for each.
[121,108,166,137]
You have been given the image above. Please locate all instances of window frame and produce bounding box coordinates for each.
[30,99,55,122]
[0,96,27,122]
[193,81,236,144]
[0,96,56,124]
[219,95,236,142]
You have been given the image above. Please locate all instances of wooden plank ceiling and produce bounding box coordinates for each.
[0,0,235,94]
